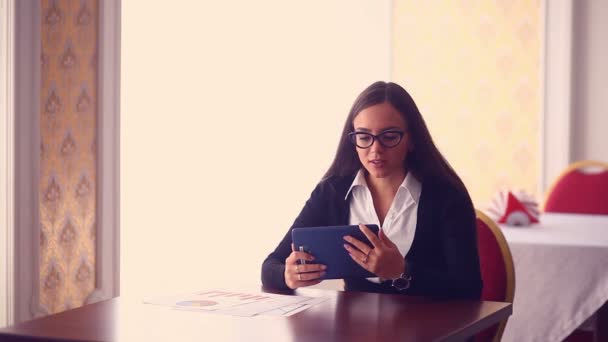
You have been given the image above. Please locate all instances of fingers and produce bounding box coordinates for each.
[296,270,327,281]
[285,245,323,289]
[348,251,372,272]
[343,235,372,255]
[343,242,368,262]
[295,263,327,273]
[378,228,396,247]
[287,263,327,278]
[286,250,315,264]
[359,224,383,248]
[285,263,326,289]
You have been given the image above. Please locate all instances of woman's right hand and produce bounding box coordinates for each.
[284,243,327,289]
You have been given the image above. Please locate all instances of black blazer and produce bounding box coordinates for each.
[261,175,483,299]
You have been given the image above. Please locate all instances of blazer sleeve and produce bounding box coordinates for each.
[261,181,329,289]
[407,189,483,299]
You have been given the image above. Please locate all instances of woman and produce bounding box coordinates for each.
[261,81,482,299]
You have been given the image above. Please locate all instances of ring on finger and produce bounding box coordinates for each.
[298,273,302,281]
[363,249,373,263]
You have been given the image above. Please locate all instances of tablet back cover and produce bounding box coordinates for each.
[291,225,380,279]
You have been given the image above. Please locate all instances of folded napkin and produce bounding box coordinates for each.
[485,190,539,226]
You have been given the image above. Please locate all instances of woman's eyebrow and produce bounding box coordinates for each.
[380,126,403,131]
[354,126,402,132]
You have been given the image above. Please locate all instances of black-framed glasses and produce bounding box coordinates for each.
[348,130,405,149]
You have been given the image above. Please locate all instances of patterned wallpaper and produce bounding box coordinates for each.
[40,0,98,314]
[392,0,542,206]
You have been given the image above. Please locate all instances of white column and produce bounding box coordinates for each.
[541,0,573,194]
[0,0,15,328]
[86,0,121,304]
[14,0,42,324]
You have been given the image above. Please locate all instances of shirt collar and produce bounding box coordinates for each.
[344,169,422,204]
[403,171,422,204]
[344,169,367,200]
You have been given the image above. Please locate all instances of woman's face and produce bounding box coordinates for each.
[352,102,411,180]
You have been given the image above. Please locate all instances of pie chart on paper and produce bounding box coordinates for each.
[175,300,218,307]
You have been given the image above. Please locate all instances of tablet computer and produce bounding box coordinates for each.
[291,224,380,279]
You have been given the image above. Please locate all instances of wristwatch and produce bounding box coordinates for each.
[391,273,412,291]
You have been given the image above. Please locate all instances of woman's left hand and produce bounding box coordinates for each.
[343,224,405,280]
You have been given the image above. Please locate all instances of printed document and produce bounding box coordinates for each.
[144,289,328,317]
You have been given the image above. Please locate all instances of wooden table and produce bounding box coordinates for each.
[0,288,512,342]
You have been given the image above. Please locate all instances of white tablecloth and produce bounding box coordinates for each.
[500,213,608,342]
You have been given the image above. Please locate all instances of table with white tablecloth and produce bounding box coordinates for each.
[499,213,608,342]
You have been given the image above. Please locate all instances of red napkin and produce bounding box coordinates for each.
[486,190,539,226]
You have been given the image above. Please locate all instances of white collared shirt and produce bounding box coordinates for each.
[346,169,422,283]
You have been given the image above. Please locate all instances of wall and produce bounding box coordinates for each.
[121,0,391,298]
[391,0,543,207]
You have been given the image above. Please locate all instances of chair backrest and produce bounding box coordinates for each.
[475,210,515,342]
[544,160,608,215]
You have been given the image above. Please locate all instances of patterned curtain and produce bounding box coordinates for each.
[39,0,98,314]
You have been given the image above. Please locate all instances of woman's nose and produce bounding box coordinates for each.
[369,139,385,153]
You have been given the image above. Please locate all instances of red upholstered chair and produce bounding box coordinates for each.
[475,210,515,342]
[544,160,608,215]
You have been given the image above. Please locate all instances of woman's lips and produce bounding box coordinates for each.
[369,160,386,167]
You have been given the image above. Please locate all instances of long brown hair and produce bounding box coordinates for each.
[323,81,467,193]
